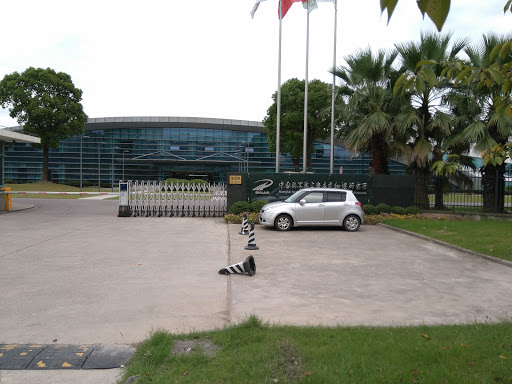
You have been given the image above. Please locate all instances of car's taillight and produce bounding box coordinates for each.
[356,202,363,211]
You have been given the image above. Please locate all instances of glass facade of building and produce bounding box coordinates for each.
[4,117,406,184]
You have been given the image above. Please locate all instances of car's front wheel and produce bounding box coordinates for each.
[343,215,361,232]
[274,214,293,231]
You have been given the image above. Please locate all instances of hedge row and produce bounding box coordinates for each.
[229,200,268,215]
[363,204,421,215]
[162,178,209,186]
[229,201,421,216]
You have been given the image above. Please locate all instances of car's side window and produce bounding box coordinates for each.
[326,192,346,202]
[302,192,324,203]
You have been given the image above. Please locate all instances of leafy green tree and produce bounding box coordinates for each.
[0,67,88,182]
[481,143,512,167]
[442,35,512,212]
[383,1,512,115]
[381,0,512,32]
[263,78,332,172]
[332,48,405,174]
[393,32,468,208]
[430,154,476,210]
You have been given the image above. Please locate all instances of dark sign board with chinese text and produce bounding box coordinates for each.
[247,173,372,204]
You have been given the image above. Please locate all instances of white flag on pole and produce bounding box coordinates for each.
[251,0,270,18]
[302,0,334,12]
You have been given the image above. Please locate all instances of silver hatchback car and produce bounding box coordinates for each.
[259,188,364,231]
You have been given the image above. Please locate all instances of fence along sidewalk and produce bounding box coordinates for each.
[128,181,227,217]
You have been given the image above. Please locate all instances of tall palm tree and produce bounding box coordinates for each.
[332,48,404,175]
[445,34,512,212]
[394,32,468,208]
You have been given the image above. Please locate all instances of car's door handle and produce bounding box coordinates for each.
[319,204,324,207]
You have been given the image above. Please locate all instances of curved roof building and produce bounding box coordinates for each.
[3,116,405,184]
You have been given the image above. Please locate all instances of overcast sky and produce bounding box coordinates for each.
[1,0,511,129]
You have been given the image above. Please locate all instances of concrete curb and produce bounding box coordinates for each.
[378,223,512,269]
[0,203,35,214]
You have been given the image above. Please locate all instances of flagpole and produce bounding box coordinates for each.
[276,0,282,173]
[303,2,310,174]
[330,0,337,174]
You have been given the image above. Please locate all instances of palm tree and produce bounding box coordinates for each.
[445,34,512,212]
[332,48,404,175]
[393,32,468,208]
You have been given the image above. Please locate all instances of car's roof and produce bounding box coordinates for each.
[298,188,353,193]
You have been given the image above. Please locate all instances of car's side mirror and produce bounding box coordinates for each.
[299,199,306,205]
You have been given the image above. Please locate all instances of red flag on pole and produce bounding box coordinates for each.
[280,0,303,18]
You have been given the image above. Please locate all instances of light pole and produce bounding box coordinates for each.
[115,147,130,181]
[111,147,114,192]
[240,141,248,173]
[122,150,128,181]
[80,135,90,192]
[98,141,106,192]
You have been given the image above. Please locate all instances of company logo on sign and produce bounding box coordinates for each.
[252,179,273,195]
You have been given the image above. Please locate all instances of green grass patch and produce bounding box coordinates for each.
[382,218,512,262]
[428,193,512,206]
[5,182,114,199]
[120,316,512,383]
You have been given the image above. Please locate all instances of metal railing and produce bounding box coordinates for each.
[414,172,512,213]
[127,181,227,217]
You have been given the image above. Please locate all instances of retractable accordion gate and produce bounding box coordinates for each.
[121,181,227,217]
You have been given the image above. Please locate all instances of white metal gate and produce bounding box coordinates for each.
[126,181,227,217]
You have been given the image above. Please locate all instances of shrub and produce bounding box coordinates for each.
[391,206,407,215]
[375,203,391,214]
[163,178,185,185]
[250,200,267,213]
[406,206,421,215]
[229,201,252,215]
[64,180,92,187]
[162,178,208,187]
[188,179,209,186]
[63,180,79,187]
[224,212,259,224]
[363,204,377,215]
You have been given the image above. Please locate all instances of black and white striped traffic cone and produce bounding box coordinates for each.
[245,222,259,250]
[218,255,256,276]
[239,213,249,235]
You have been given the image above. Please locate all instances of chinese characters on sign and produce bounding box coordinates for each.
[276,180,368,195]
[248,173,372,204]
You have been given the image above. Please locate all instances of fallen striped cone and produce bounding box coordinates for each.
[239,213,249,235]
[218,255,256,276]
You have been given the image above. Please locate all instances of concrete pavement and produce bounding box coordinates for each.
[228,224,512,327]
[1,198,512,383]
[0,200,229,345]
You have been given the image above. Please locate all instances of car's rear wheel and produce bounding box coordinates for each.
[343,215,361,232]
[274,214,293,231]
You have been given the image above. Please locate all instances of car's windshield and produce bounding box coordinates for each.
[284,190,305,203]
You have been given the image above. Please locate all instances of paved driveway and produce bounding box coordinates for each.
[1,199,511,346]
[228,224,512,327]
[0,199,229,345]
